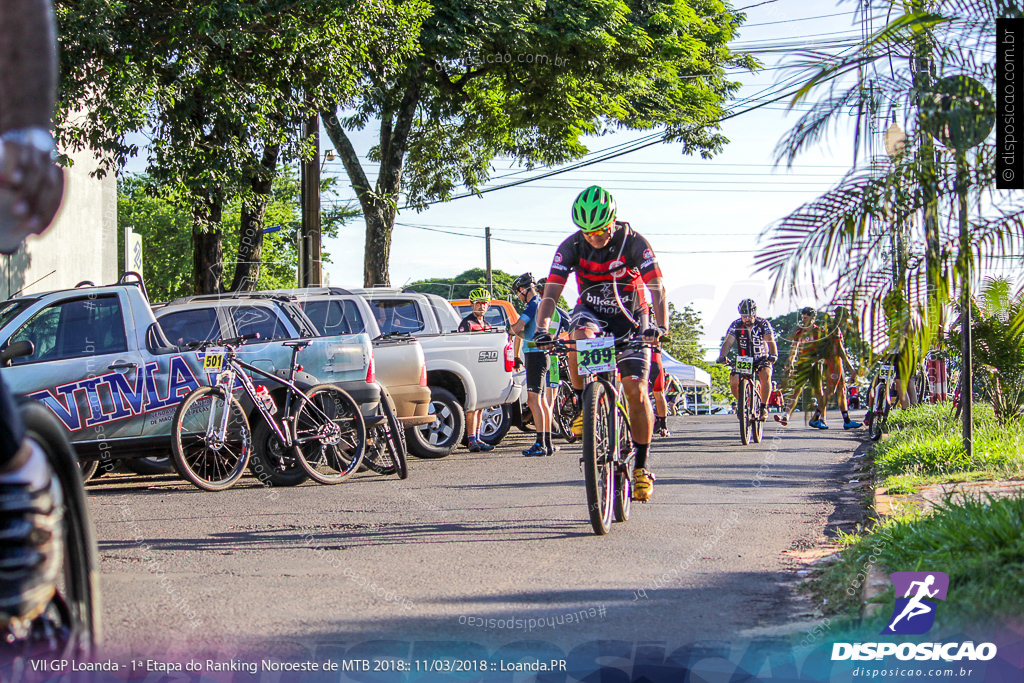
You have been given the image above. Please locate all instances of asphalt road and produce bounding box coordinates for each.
[85,412,866,663]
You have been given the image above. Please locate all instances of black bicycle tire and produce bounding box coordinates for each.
[364,388,408,479]
[171,387,251,491]
[738,380,749,446]
[613,405,632,523]
[582,382,614,535]
[751,386,763,444]
[554,382,579,443]
[18,400,102,659]
[294,384,366,485]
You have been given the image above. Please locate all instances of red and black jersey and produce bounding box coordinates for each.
[546,221,662,320]
[458,313,492,333]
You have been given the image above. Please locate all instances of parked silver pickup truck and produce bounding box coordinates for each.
[262,288,433,430]
[0,277,371,479]
[349,288,520,457]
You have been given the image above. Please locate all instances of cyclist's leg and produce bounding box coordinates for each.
[757,363,771,418]
[619,347,653,461]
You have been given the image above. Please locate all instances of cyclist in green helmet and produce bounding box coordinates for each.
[533,185,668,502]
[458,288,495,451]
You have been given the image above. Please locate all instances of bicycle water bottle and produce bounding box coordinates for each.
[256,385,276,414]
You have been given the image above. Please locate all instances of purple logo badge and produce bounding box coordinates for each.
[882,572,949,635]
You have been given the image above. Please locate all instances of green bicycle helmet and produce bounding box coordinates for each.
[571,185,617,232]
[468,288,491,303]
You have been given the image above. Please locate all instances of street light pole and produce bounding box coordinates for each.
[485,226,493,294]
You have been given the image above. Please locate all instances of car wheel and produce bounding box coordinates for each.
[477,405,511,446]
[407,387,465,459]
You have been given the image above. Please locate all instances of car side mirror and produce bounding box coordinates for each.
[0,340,34,366]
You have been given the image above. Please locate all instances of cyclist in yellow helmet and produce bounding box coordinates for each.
[458,288,495,451]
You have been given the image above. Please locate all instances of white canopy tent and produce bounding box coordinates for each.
[660,351,711,388]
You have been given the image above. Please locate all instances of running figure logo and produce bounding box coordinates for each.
[882,572,949,635]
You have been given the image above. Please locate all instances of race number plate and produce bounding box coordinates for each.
[735,356,755,376]
[878,364,895,379]
[576,337,616,374]
[203,347,226,371]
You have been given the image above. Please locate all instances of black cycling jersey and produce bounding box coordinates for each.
[546,221,661,324]
[726,317,775,359]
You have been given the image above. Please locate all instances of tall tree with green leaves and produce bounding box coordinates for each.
[323,0,757,286]
[117,171,352,302]
[56,0,424,293]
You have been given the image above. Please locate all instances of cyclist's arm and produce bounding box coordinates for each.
[535,279,565,335]
[766,333,779,360]
[647,275,668,331]
[510,317,526,336]
[717,334,735,362]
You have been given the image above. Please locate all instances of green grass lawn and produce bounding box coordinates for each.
[804,496,1024,629]
[874,403,1024,493]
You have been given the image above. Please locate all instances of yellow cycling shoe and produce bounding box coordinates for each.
[632,468,655,502]
[571,413,584,438]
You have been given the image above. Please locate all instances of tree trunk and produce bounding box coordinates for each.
[192,198,223,295]
[231,144,280,292]
[322,62,426,287]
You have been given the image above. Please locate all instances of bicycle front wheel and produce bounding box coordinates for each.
[582,382,614,535]
[750,388,763,444]
[171,387,251,491]
[738,380,750,445]
[554,381,579,443]
[294,384,366,484]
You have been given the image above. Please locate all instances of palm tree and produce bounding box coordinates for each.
[755,0,1024,386]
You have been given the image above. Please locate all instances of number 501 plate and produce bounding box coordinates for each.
[576,337,616,374]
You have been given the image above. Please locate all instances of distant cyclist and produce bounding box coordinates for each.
[716,299,777,422]
[458,289,495,452]
[532,186,668,502]
[510,273,556,456]
[0,0,67,629]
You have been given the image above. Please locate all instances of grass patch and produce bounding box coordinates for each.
[809,495,1024,630]
[873,403,1024,482]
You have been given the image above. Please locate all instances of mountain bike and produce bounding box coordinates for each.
[732,356,764,445]
[362,385,408,479]
[171,334,365,490]
[2,400,101,676]
[550,353,579,443]
[868,359,898,442]
[544,335,656,535]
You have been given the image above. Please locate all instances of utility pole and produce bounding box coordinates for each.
[485,226,493,294]
[299,114,322,287]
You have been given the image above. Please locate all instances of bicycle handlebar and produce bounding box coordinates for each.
[185,332,261,350]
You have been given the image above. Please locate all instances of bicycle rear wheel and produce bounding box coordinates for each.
[613,406,632,523]
[294,384,366,484]
[364,387,408,479]
[12,401,101,661]
[750,389,763,444]
[869,384,887,441]
[582,382,614,535]
[171,386,251,491]
[738,380,750,445]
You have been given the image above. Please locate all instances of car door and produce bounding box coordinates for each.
[3,292,147,439]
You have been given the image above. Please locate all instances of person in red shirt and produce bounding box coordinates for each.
[458,289,495,451]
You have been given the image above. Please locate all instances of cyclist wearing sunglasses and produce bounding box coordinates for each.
[532,186,668,502]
